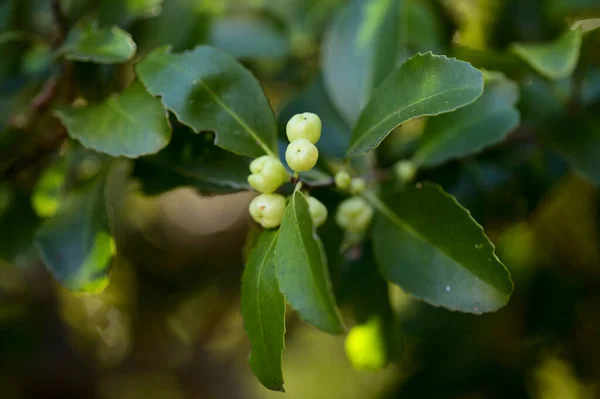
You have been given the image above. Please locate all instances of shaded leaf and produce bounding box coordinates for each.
[0,184,39,263]
[99,0,163,26]
[241,230,285,392]
[136,45,278,158]
[36,170,114,293]
[413,74,520,167]
[322,0,399,126]
[55,81,171,158]
[370,184,513,313]
[58,24,136,63]
[275,191,345,333]
[347,53,484,156]
[511,28,582,80]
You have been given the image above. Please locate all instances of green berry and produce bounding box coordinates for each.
[249,193,287,229]
[285,139,319,172]
[395,160,416,183]
[247,155,288,193]
[336,196,374,233]
[334,171,351,190]
[345,317,388,370]
[350,177,367,194]
[286,112,322,144]
[306,196,328,228]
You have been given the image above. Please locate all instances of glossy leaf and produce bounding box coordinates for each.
[370,184,513,313]
[99,0,163,26]
[322,0,399,126]
[275,191,345,334]
[36,172,113,293]
[136,45,278,158]
[58,24,136,63]
[413,74,520,167]
[347,53,484,156]
[55,81,171,158]
[512,28,582,80]
[241,230,285,392]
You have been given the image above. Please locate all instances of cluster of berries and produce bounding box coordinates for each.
[247,112,375,235]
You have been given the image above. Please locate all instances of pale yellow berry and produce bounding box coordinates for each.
[286,112,322,144]
[345,317,388,370]
[249,193,287,229]
[306,196,328,228]
[395,160,416,183]
[350,177,367,194]
[336,196,374,233]
[247,155,288,193]
[334,171,351,190]
[285,139,319,172]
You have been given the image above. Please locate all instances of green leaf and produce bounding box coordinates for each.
[511,28,583,80]
[133,129,250,196]
[36,171,114,293]
[413,74,520,167]
[0,184,39,263]
[99,0,163,26]
[347,52,484,157]
[136,45,278,158]
[370,184,513,313]
[322,0,399,126]
[275,191,345,333]
[58,24,137,64]
[55,81,171,158]
[241,230,286,392]
[209,15,289,59]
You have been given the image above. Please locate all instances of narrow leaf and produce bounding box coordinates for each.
[36,172,114,293]
[136,45,278,158]
[58,24,136,64]
[512,28,582,80]
[275,191,345,334]
[347,52,484,156]
[55,81,171,158]
[242,230,285,392]
[370,184,513,313]
[413,74,520,167]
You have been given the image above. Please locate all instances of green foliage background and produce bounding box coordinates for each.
[1,0,600,398]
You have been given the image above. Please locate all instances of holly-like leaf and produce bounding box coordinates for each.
[136,45,278,158]
[322,0,399,126]
[241,230,285,392]
[36,171,113,293]
[413,73,520,167]
[275,191,345,334]
[370,184,513,313]
[99,0,163,27]
[347,53,484,157]
[58,24,136,63]
[512,28,583,80]
[55,81,171,158]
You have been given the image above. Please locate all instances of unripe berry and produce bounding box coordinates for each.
[395,160,416,183]
[345,317,388,370]
[247,155,288,193]
[306,196,328,228]
[336,196,374,233]
[334,171,351,190]
[286,112,322,144]
[249,193,287,229]
[350,177,367,194]
[285,139,319,172]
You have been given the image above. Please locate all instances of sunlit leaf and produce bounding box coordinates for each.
[58,24,137,63]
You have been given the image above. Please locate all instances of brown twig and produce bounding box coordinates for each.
[51,0,68,47]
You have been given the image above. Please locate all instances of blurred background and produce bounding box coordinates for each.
[1,0,600,398]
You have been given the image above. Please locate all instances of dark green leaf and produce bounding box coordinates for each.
[209,15,289,59]
[347,53,484,156]
[99,0,163,26]
[370,184,513,313]
[36,171,113,293]
[241,230,285,392]
[275,191,345,333]
[511,28,582,80]
[55,81,171,158]
[0,184,39,263]
[322,0,399,125]
[136,45,278,158]
[413,74,520,167]
[58,24,137,64]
